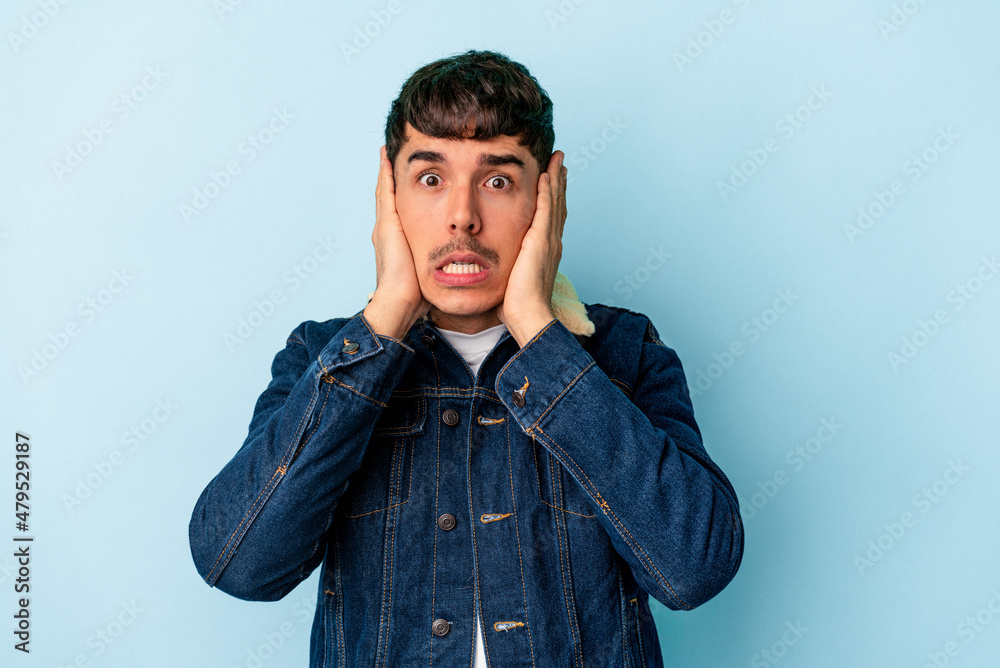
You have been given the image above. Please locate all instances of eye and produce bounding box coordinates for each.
[418,173,441,187]
[486,175,511,190]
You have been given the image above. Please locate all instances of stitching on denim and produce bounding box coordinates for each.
[290,376,333,466]
[381,438,403,668]
[287,333,305,346]
[479,512,512,523]
[342,337,359,354]
[323,374,389,407]
[374,397,425,434]
[468,400,490,668]
[551,466,583,668]
[333,532,346,667]
[374,331,414,353]
[506,421,537,667]
[616,565,628,668]
[428,350,441,668]
[341,435,413,518]
[634,597,646,666]
[609,377,633,396]
[204,466,281,582]
[553,451,585,668]
[205,356,325,582]
[532,442,596,518]
[535,423,690,608]
[532,425,692,610]
[533,361,595,430]
[478,415,505,426]
[493,621,525,631]
[496,319,558,382]
[205,377,325,582]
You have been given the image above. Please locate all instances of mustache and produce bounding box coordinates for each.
[428,238,500,266]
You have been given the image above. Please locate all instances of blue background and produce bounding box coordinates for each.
[2,1,999,666]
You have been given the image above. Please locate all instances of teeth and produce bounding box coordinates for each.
[442,262,483,274]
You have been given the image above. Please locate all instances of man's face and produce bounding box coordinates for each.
[393,122,541,332]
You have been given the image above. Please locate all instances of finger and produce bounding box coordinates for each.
[533,172,552,235]
[377,146,399,220]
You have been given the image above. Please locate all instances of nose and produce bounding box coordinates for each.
[446,182,481,235]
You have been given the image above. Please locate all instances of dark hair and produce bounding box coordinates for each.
[385,50,554,172]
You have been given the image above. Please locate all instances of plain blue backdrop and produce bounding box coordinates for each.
[2,1,999,666]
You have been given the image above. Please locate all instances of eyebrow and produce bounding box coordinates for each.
[406,150,526,169]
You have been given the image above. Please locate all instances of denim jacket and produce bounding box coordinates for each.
[188,303,744,667]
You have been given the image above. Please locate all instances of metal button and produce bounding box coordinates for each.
[437,513,456,531]
[442,409,459,426]
[342,341,359,354]
[512,391,525,408]
[421,334,436,350]
[432,618,450,636]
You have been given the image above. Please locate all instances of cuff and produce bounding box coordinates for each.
[495,318,596,432]
[315,313,415,406]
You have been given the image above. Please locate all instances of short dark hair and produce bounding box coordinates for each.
[385,50,554,172]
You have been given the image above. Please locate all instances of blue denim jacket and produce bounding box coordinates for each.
[188,303,744,667]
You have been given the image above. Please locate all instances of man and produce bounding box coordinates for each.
[189,50,744,667]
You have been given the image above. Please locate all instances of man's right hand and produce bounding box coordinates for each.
[362,145,430,340]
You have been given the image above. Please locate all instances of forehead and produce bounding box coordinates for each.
[399,123,532,168]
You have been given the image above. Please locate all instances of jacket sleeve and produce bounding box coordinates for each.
[495,317,744,611]
[188,313,415,601]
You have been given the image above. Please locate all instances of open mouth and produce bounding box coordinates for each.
[440,261,484,274]
[434,254,490,285]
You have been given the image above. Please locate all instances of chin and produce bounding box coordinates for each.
[430,290,501,317]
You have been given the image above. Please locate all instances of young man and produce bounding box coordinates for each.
[189,50,744,667]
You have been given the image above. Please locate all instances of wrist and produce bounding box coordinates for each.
[363,295,423,340]
[506,310,556,348]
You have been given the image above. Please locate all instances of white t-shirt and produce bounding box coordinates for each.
[433,322,508,668]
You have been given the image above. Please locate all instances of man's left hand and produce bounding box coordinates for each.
[497,150,568,348]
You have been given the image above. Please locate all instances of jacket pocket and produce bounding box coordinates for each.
[339,395,425,518]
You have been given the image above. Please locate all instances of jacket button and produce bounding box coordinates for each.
[442,409,459,426]
[421,334,436,350]
[512,391,525,408]
[437,513,456,531]
[341,341,359,354]
[432,618,450,636]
